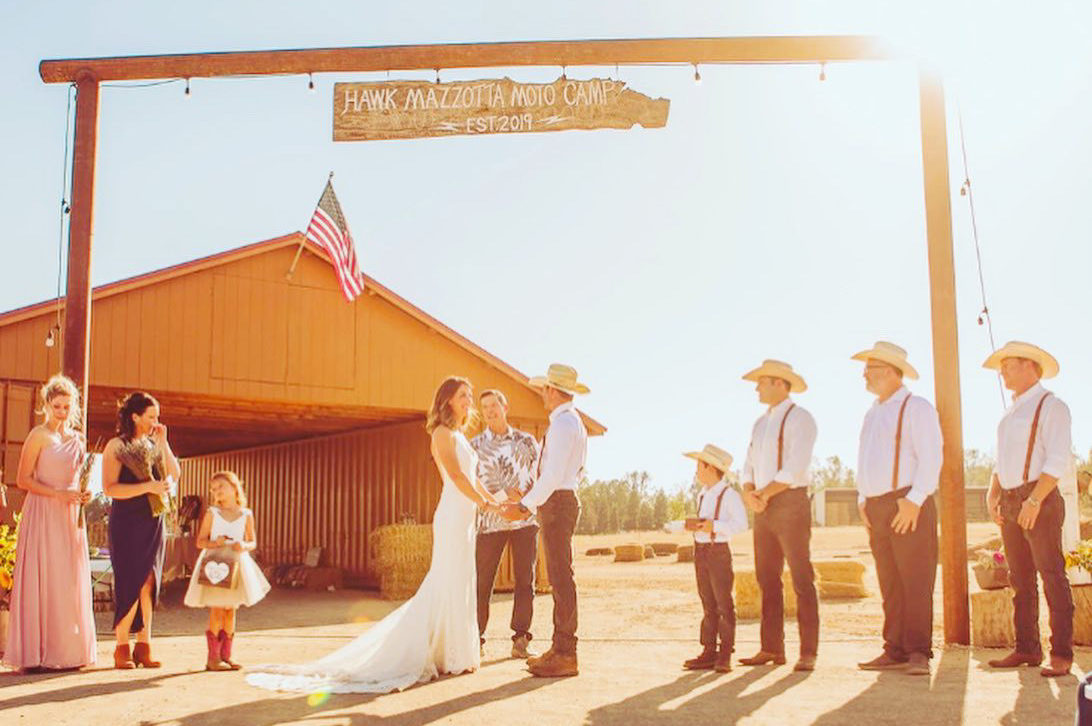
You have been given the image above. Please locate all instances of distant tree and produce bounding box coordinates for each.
[964,449,995,489]
[651,490,669,530]
[812,456,855,492]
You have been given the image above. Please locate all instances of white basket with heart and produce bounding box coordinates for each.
[197,547,241,590]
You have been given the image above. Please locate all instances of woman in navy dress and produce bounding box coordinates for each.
[101,392,180,669]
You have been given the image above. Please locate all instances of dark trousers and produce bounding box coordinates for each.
[865,489,938,660]
[753,488,819,656]
[475,525,539,644]
[694,542,736,653]
[538,490,580,655]
[1000,485,1074,659]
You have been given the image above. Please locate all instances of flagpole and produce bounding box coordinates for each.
[286,171,334,281]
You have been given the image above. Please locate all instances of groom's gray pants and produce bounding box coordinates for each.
[538,490,580,655]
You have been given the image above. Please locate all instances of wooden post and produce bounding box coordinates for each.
[919,70,969,645]
[62,71,100,425]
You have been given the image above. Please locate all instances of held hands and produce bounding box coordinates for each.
[497,503,529,522]
[743,490,767,514]
[503,487,523,503]
[987,495,1003,526]
[231,540,245,552]
[1017,499,1041,530]
[891,498,921,535]
[145,479,170,498]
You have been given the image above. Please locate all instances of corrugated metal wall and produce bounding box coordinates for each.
[178,416,547,581]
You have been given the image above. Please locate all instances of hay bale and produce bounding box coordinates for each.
[643,545,656,559]
[734,569,797,621]
[971,588,1015,648]
[813,559,866,584]
[585,547,614,556]
[676,544,695,563]
[614,544,645,562]
[651,542,679,556]
[818,581,868,599]
[369,524,433,599]
[1074,585,1092,646]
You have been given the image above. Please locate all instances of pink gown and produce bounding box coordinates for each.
[3,435,97,669]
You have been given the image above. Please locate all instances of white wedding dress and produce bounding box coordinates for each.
[246,432,481,693]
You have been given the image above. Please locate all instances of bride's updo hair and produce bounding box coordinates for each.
[425,376,477,434]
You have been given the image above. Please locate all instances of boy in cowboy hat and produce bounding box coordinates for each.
[982,341,1074,677]
[852,341,943,677]
[681,444,748,673]
[500,363,589,678]
[737,359,820,672]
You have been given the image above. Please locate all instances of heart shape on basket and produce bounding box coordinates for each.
[204,560,230,585]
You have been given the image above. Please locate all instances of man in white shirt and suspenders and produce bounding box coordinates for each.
[500,363,589,678]
[852,342,943,677]
[982,341,1074,678]
[681,444,748,673]
[737,359,820,672]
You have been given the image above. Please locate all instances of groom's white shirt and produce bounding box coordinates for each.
[521,401,587,512]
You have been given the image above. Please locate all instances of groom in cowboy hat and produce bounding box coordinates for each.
[499,363,589,678]
[982,341,1074,677]
[852,341,943,677]
[737,359,820,672]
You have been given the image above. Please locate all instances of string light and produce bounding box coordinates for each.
[308,73,315,93]
[693,64,702,83]
[818,63,827,82]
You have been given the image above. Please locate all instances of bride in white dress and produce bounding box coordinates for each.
[246,376,501,693]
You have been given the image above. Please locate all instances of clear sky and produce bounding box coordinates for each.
[2,1,1090,492]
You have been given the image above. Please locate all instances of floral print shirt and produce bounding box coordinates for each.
[471,425,540,533]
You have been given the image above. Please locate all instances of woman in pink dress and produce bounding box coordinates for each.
[3,375,96,671]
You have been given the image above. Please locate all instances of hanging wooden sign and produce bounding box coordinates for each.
[332,77,669,141]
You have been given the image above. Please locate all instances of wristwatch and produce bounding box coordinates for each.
[1026,496,1041,507]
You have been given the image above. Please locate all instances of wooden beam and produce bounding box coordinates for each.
[919,70,969,645]
[40,36,888,83]
[62,72,100,425]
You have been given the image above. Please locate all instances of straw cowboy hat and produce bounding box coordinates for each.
[528,363,591,395]
[741,359,808,393]
[683,444,734,473]
[982,340,1059,379]
[851,341,920,380]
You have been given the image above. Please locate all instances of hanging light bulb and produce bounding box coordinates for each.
[435,68,441,84]
[693,64,702,84]
[960,179,970,196]
[45,325,58,348]
[819,63,827,82]
[308,73,315,93]
[184,78,191,98]
[561,65,567,81]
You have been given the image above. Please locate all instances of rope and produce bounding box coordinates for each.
[53,84,76,342]
[956,107,1006,408]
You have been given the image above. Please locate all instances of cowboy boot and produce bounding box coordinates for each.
[739,650,787,666]
[113,643,136,670]
[218,630,242,670]
[205,631,230,671]
[132,641,162,668]
[987,650,1042,669]
[682,646,718,670]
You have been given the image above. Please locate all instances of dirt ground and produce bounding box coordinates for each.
[2,523,1086,725]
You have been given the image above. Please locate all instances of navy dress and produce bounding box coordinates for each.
[108,457,165,632]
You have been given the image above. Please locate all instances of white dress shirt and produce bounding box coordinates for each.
[993,382,1072,490]
[742,398,817,491]
[521,401,587,511]
[856,386,943,506]
[693,479,749,544]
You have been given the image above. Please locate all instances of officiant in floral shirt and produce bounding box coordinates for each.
[471,389,541,660]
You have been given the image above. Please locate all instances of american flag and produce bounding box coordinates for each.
[305,179,365,301]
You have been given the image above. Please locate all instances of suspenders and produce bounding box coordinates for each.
[891,395,912,491]
[777,403,797,470]
[1021,393,1052,484]
[699,486,731,544]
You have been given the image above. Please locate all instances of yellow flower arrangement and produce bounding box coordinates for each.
[0,514,19,611]
[1065,539,1092,573]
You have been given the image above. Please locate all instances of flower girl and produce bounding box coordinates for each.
[184,471,270,671]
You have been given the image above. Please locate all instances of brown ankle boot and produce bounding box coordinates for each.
[113,644,136,670]
[132,641,161,668]
[218,630,242,670]
[205,631,230,671]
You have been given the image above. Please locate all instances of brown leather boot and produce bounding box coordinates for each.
[857,653,908,671]
[683,647,717,670]
[113,644,136,670]
[218,630,242,670]
[132,641,161,668]
[1040,656,1072,678]
[987,651,1042,669]
[205,631,230,671]
[714,651,733,673]
[528,651,579,678]
[739,650,787,666]
[527,647,555,668]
